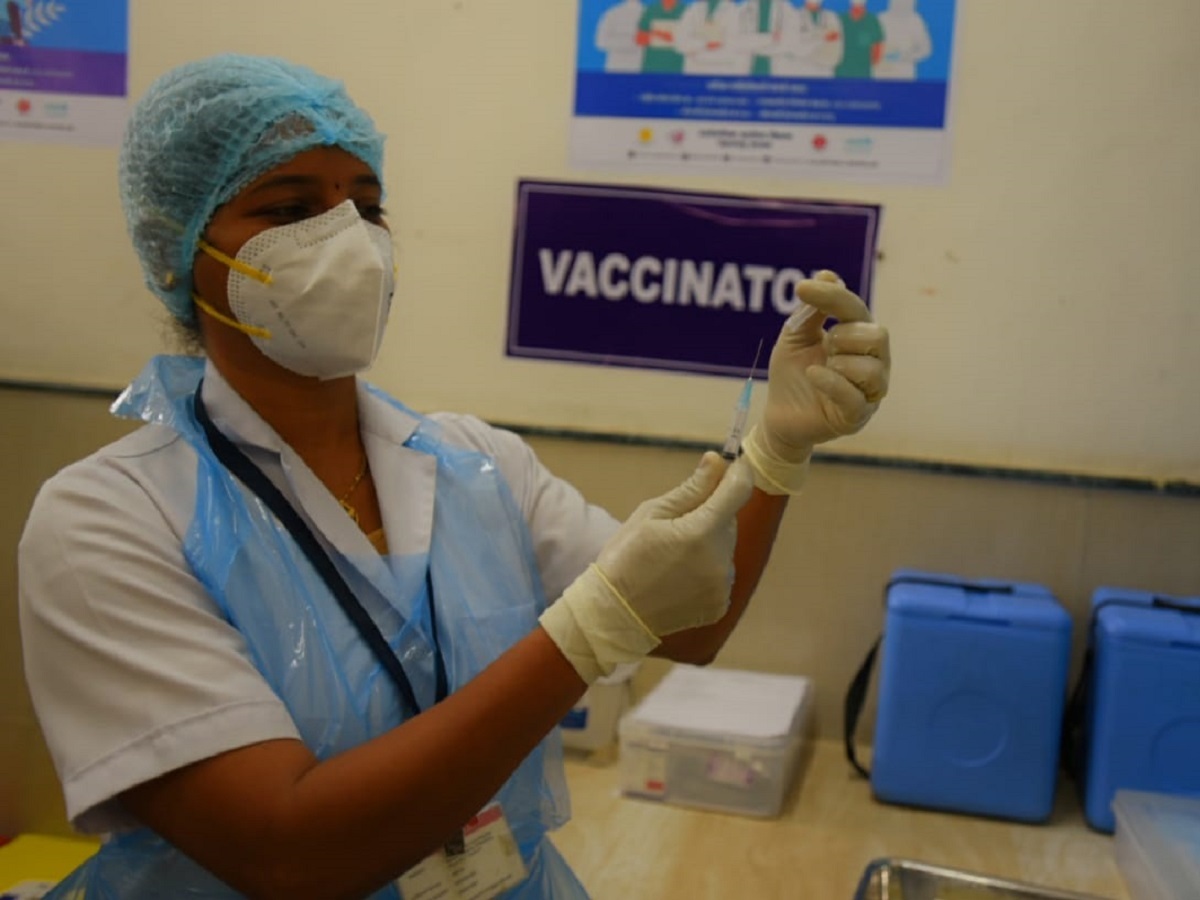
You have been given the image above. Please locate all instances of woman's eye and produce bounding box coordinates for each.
[263,204,312,222]
[359,203,387,222]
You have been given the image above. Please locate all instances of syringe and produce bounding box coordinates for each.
[721,339,765,461]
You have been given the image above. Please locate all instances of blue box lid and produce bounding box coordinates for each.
[886,569,1070,631]
[1092,587,1200,649]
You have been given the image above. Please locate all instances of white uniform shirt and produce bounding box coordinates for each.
[18,361,618,834]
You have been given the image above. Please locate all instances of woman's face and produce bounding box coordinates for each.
[192,146,387,320]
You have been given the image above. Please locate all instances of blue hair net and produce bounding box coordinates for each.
[119,54,386,323]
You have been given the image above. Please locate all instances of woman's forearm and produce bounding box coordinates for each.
[655,488,789,665]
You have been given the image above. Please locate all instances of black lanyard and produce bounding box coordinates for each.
[192,386,449,716]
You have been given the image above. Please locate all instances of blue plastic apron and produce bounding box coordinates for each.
[47,355,586,899]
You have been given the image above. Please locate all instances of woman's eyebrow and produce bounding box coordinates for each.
[243,173,379,196]
[244,174,323,196]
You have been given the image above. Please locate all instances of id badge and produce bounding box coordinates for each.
[395,805,527,900]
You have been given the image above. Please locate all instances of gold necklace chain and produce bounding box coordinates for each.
[338,455,369,524]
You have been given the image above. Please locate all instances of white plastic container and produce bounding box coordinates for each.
[1113,790,1200,900]
[560,662,638,751]
[618,665,812,818]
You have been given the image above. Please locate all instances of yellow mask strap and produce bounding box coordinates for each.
[192,294,273,340]
[197,238,274,286]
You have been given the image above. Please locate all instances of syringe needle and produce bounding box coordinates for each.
[749,337,765,374]
[720,338,766,460]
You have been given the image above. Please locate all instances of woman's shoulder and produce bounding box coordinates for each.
[25,423,195,542]
[424,411,531,464]
[422,412,556,516]
[37,423,186,490]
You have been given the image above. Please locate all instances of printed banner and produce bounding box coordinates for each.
[507,180,880,378]
[0,0,130,145]
[572,0,958,184]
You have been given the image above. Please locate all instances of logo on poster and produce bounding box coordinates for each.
[43,101,69,118]
[670,130,686,145]
[638,127,654,144]
[812,134,828,151]
[845,136,875,154]
[16,98,32,115]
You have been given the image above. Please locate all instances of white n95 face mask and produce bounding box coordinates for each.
[195,199,396,380]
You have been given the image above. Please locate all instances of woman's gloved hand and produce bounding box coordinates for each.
[742,270,891,495]
[540,453,754,684]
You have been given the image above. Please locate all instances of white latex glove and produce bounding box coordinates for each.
[540,453,754,684]
[742,270,891,495]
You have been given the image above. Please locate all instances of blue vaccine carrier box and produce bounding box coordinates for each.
[870,570,1073,823]
[1081,588,1200,833]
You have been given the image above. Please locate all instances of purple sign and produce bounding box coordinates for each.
[0,46,125,96]
[0,47,126,96]
[507,181,879,379]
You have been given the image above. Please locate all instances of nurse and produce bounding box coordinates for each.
[876,0,933,80]
[18,55,891,899]
[636,0,688,74]
[595,0,646,73]
[837,0,885,78]
[739,0,791,77]
[676,0,748,76]
[773,0,844,79]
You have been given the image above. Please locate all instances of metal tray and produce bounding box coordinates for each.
[853,859,1114,900]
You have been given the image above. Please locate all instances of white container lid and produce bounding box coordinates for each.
[626,665,811,741]
[1114,790,1200,899]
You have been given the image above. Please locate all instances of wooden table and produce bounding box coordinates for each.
[551,740,1130,900]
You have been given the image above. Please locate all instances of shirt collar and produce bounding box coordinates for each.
[358,380,422,451]
[198,359,284,454]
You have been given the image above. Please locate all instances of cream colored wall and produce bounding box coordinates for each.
[3,387,1198,838]
[1,1,1199,480]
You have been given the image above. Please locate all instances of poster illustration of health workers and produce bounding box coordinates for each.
[0,0,129,145]
[573,0,958,184]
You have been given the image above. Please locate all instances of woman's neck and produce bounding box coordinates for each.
[221,357,384,535]
[197,323,385,535]
[208,345,365,475]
